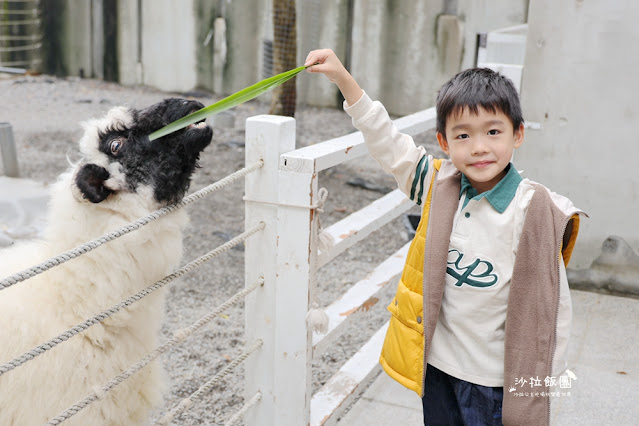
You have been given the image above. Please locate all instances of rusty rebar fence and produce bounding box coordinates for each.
[0,0,41,71]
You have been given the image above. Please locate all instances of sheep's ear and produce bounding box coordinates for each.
[76,163,113,203]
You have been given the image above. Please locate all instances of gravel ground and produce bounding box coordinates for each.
[0,74,442,425]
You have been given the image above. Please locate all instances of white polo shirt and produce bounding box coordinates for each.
[428,166,537,387]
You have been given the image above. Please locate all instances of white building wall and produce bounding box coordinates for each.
[140,0,198,93]
[517,0,639,268]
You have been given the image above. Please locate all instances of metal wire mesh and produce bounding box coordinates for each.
[0,0,41,71]
[296,0,321,105]
[267,0,297,116]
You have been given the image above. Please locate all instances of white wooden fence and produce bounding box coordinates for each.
[243,105,437,425]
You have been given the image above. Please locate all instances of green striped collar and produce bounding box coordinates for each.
[460,163,522,213]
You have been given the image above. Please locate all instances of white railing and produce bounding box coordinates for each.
[244,106,436,425]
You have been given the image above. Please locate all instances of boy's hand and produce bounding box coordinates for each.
[304,49,349,84]
[305,48,363,106]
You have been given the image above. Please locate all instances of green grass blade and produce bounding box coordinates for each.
[149,65,308,141]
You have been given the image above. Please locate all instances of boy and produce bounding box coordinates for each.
[305,49,584,426]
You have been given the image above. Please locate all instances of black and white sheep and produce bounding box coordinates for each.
[0,98,213,425]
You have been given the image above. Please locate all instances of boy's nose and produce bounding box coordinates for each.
[470,137,489,155]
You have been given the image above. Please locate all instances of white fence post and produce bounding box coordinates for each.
[273,139,317,426]
[244,115,314,425]
[243,104,440,424]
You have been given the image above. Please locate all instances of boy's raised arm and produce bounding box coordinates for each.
[304,49,431,205]
[305,49,364,106]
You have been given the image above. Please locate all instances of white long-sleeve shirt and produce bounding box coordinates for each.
[344,92,573,386]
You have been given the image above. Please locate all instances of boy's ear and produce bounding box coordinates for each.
[513,123,525,148]
[436,132,450,155]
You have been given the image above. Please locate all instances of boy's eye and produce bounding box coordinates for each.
[488,129,500,135]
[456,134,469,140]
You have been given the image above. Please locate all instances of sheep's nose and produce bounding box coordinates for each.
[194,100,205,108]
[185,100,205,111]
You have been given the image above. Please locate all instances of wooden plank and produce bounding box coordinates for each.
[280,106,436,173]
[318,189,414,268]
[313,242,409,355]
[310,323,389,426]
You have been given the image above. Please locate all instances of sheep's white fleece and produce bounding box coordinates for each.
[0,168,187,425]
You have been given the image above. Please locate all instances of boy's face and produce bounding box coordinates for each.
[436,107,524,194]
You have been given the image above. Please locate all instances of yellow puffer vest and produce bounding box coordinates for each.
[378,159,582,414]
[379,159,443,395]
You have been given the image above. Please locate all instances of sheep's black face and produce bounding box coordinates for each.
[75,98,213,206]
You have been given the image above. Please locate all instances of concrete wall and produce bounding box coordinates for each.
[116,0,223,91]
[140,0,198,93]
[350,0,444,116]
[457,0,529,71]
[62,0,92,77]
[42,0,104,78]
[116,0,140,86]
[476,24,527,93]
[43,0,528,113]
[222,0,267,95]
[517,0,639,268]
[309,0,529,114]
[296,0,349,108]
[192,1,219,93]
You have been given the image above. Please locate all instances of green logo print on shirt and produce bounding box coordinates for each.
[446,249,498,288]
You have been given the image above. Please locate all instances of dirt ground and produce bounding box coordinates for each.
[0,74,442,424]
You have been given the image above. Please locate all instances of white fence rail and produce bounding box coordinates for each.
[244,105,436,425]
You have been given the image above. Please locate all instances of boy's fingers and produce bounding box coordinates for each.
[305,63,324,73]
[305,55,324,67]
[304,54,314,66]
[305,51,319,66]
[305,48,334,66]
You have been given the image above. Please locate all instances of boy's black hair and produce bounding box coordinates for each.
[436,67,524,139]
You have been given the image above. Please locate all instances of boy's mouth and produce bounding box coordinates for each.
[469,161,495,168]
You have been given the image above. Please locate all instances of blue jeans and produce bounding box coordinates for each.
[422,364,503,426]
